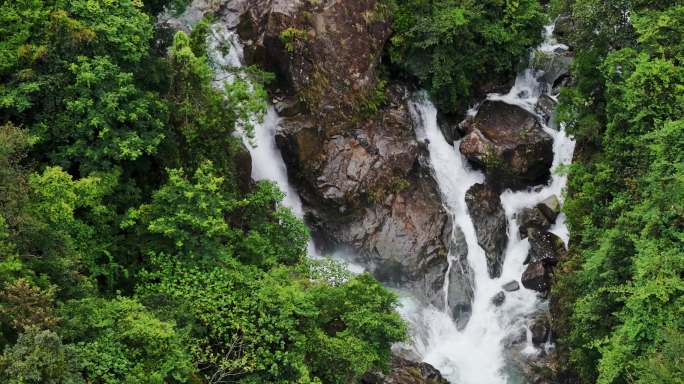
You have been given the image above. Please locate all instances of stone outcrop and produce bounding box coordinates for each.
[537,195,561,223]
[460,101,554,190]
[535,94,557,125]
[233,0,453,306]
[502,280,520,292]
[518,207,552,238]
[492,291,506,306]
[518,195,562,238]
[446,226,474,329]
[465,183,508,278]
[526,229,566,265]
[521,230,566,294]
[530,316,551,346]
[361,356,449,384]
[522,261,552,292]
[238,0,392,127]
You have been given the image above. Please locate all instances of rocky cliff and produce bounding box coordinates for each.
[236,0,453,306]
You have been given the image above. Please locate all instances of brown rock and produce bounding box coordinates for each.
[521,261,552,292]
[526,229,566,265]
[459,100,554,190]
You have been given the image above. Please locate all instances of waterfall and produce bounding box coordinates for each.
[168,3,575,380]
[199,20,322,256]
[399,23,575,383]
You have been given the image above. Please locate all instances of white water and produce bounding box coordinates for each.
[202,22,321,256]
[173,4,575,381]
[400,24,576,383]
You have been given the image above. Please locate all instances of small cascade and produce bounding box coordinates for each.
[200,20,320,256]
[401,22,576,383]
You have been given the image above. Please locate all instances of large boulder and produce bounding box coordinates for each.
[277,88,451,304]
[361,356,448,384]
[521,261,552,293]
[460,101,554,190]
[521,229,566,293]
[537,195,561,223]
[446,226,474,329]
[530,316,551,346]
[217,0,451,305]
[517,207,552,239]
[327,161,450,305]
[276,85,418,209]
[521,230,566,293]
[526,228,566,265]
[465,183,508,278]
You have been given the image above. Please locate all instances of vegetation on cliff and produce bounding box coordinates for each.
[387,0,547,113]
[551,1,684,383]
[0,1,405,383]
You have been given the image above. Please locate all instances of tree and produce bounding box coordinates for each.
[0,327,84,384]
[389,0,546,113]
[59,297,194,384]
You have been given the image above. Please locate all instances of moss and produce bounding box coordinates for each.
[366,176,410,204]
[298,65,330,113]
[279,27,308,53]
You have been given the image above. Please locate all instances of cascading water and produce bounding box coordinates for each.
[167,3,574,380]
[198,19,321,256]
[400,23,575,383]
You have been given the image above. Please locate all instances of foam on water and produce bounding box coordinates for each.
[400,23,576,383]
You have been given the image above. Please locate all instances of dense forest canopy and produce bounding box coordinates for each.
[0,0,682,383]
[0,1,405,382]
[551,1,684,383]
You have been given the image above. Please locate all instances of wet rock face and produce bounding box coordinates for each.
[535,94,557,125]
[239,0,392,125]
[447,226,474,329]
[537,195,561,223]
[361,356,449,384]
[492,291,506,306]
[526,228,566,265]
[225,0,452,319]
[518,207,552,238]
[530,316,551,346]
[327,162,450,305]
[502,280,520,292]
[277,86,419,209]
[518,195,562,238]
[521,261,552,292]
[465,183,508,278]
[237,0,452,305]
[460,100,554,190]
[276,89,450,304]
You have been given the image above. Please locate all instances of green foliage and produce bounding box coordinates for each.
[388,0,546,113]
[39,55,166,173]
[139,258,405,383]
[127,161,308,268]
[553,2,684,383]
[0,327,84,384]
[0,0,407,381]
[279,27,308,53]
[59,297,194,384]
[166,29,268,173]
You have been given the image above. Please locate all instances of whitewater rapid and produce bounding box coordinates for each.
[398,24,575,383]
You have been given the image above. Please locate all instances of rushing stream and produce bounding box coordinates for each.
[400,25,575,383]
[168,5,575,382]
